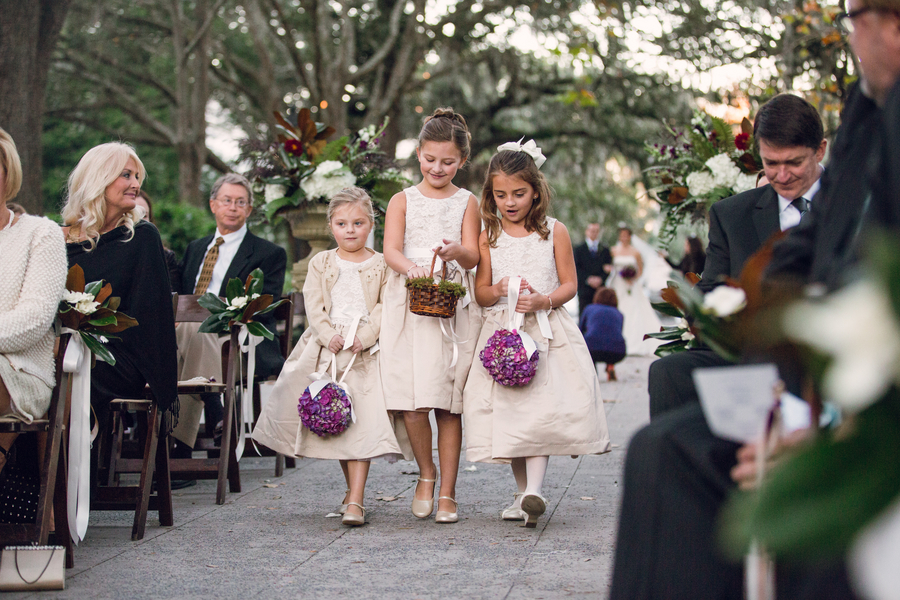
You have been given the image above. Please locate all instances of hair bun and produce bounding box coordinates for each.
[428,107,467,128]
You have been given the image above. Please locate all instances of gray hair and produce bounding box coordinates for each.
[210,173,254,205]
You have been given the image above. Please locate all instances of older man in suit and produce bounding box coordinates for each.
[574,223,613,316]
[171,173,287,454]
[649,93,826,419]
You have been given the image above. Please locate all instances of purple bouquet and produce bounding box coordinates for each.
[619,266,638,280]
[298,383,352,437]
[480,329,539,387]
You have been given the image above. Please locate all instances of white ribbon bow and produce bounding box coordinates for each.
[497,138,546,169]
[235,325,263,461]
[502,276,554,352]
[308,353,358,423]
[62,329,92,544]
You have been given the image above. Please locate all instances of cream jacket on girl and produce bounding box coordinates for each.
[304,249,386,349]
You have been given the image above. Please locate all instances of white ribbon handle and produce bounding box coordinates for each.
[308,353,358,424]
[235,325,263,461]
[505,277,538,359]
[62,329,91,544]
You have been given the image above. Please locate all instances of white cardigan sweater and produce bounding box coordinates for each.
[0,214,67,410]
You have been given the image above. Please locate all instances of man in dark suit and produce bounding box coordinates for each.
[610,12,900,594]
[573,222,612,316]
[172,173,287,453]
[649,94,826,418]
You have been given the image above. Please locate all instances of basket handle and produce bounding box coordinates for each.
[428,250,449,282]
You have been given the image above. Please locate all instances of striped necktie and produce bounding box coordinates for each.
[194,237,224,294]
[791,197,809,217]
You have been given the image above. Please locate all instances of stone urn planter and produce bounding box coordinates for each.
[283,203,333,291]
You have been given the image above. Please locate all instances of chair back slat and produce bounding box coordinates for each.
[176,294,212,323]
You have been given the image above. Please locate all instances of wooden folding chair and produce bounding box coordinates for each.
[0,333,75,567]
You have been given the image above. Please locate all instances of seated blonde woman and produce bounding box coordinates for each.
[62,142,178,432]
[0,127,67,474]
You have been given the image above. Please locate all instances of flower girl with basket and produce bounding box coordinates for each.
[463,141,611,527]
[252,187,410,527]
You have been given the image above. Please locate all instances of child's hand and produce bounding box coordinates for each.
[350,336,363,354]
[407,265,431,279]
[328,335,345,353]
[495,276,529,297]
[515,284,551,313]
[435,239,464,263]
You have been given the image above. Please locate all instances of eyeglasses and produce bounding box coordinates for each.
[216,197,250,208]
[834,6,876,33]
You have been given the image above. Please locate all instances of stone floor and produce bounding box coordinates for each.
[6,356,653,600]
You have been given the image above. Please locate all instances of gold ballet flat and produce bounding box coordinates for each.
[521,493,547,528]
[411,477,436,519]
[435,496,459,524]
[341,502,366,527]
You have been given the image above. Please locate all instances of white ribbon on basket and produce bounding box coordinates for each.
[61,329,92,544]
[235,325,263,461]
[308,352,358,424]
[498,276,554,351]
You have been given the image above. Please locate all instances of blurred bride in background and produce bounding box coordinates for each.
[607,224,663,356]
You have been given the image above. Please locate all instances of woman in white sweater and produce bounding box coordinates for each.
[0,127,68,475]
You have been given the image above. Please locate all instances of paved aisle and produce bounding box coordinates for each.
[9,357,653,600]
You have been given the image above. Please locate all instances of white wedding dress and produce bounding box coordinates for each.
[609,254,662,356]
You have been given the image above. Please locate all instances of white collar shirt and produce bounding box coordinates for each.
[586,239,600,253]
[777,177,822,232]
[193,224,248,295]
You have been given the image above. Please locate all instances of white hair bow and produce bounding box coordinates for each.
[497,138,546,169]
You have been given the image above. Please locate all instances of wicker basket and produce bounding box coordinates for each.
[408,252,459,319]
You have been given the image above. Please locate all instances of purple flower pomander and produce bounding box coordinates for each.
[480,328,538,387]
[298,383,352,437]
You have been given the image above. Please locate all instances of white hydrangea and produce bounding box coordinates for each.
[228,296,249,311]
[734,173,758,193]
[686,170,716,196]
[702,286,747,317]
[705,153,741,189]
[302,161,357,200]
[264,184,287,204]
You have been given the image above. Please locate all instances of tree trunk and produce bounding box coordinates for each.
[0,0,71,215]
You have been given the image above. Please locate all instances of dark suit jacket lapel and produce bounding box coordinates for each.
[183,233,214,292]
[218,232,256,296]
[752,186,781,245]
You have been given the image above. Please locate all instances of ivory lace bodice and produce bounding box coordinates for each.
[488,218,560,310]
[329,255,376,325]
[402,186,470,266]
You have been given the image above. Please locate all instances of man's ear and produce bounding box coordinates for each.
[815,139,827,163]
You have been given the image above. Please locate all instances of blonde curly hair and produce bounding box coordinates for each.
[62,142,145,249]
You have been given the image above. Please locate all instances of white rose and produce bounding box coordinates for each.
[74,299,100,315]
[702,286,747,317]
[733,172,758,193]
[228,296,249,311]
[264,184,287,204]
[705,153,741,189]
[302,163,357,201]
[686,170,716,197]
[783,279,900,413]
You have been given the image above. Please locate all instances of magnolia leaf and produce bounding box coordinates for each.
[245,320,275,341]
[654,339,689,358]
[66,264,85,293]
[247,269,265,296]
[95,283,113,306]
[273,111,299,138]
[262,195,298,222]
[651,300,684,318]
[197,293,227,312]
[58,309,82,330]
[685,272,702,286]
[225,278,244,304]
[741,116,754,135]
[254,298,286,317]
[645,327,689,341]
[81,332,116,365]
[84,280,103,298]
[107,296,121,311]
[660,286,686,311]
[199,313,230,335]
[296,109,318,142]
[87,314,118,327]
[668,187,689,204]
[97,313,138,333]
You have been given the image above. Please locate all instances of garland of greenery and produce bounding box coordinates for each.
[405,276,467,300]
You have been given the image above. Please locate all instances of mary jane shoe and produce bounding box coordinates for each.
[435,496,459,524]
[342,502,367,527]
[411,477,436,519]
[521,493,547,528]
[501,492,526,521]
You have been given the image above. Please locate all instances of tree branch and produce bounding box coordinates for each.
[349,0,404,82]
[183,0,228,60]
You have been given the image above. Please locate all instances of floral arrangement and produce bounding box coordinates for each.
[404,276,467,300]
[480,329,539,387]
[198,268,287,340]
[720,233,900,590]
[646,111,762,248]
[58,265,138,365]
[298,383,352,437]
[619,266,638,280]
[645,274,747,360]
[239,109,408,222]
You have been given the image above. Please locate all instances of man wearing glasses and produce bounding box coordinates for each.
[171,173,287,463]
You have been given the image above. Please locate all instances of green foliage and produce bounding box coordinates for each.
[151,202,216,258]
[405,277,467,300]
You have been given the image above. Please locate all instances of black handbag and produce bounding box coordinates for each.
[0,438,40,525]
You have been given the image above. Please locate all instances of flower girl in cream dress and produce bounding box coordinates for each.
[463,142,611,527]
[252,188,410,527]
